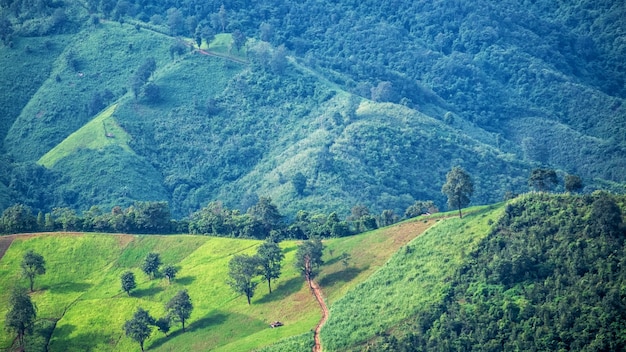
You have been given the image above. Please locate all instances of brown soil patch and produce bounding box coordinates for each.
[0,236,15,261]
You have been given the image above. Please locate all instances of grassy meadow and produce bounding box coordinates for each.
[320,205,504,351]
[0,210,441,351]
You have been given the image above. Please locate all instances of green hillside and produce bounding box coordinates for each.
[0,213,435,351]
[322,193,626,351]
[1,0,625,217]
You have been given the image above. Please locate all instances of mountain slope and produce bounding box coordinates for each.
[326,193,626,351]
[1,0,625,218]
[0,214,435,351]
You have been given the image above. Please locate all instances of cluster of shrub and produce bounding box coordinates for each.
[0,198,438,238]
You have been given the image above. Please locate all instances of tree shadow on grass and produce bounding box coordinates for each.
[319,266,368,287]
[133,286,164,298]
[256,276,304,304]
[148,312,227,350]
[49,282,92,294]
[176,276,196,285]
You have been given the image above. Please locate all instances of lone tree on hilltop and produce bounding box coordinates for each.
[166,290,193,332]
[142,252,161,279]
[256,239,284,294]
[5,287,37,350]
[21,250,46,292]
[295,237,324,286]
[121,271,136,295]
[227,254,259,305]
[123,307,155,352]
[528,168,558,192]
[441,166,474,218]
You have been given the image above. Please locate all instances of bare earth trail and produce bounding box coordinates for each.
[310,279,329,352]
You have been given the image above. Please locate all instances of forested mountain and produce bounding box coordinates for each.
[1,0,625,218]
[343,193,626,351]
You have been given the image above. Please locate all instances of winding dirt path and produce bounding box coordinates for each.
[310,279,329,352]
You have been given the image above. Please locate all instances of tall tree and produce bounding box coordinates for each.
[295,237,324,286]
[121,271,136,296]
[5,287,37,349]
[142,252,161,279]
[256,239,284,293]
[248,197,283,237]
[528,168,558,192]
[165,290,193,332]
[441,166,474,218]
[227,254,259,304]
[123,307,155,352]
[21,250,46,292]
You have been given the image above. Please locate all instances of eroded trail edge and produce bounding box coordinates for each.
[310,279,329,352]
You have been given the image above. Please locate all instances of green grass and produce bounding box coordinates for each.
[5,21,175,162]
[0,212,443,351]
[320,204,504,351]
[37,104,132,168]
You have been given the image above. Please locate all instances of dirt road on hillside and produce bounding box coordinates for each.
[310,279,329,352]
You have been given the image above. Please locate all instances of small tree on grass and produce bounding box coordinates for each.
[123,307,155,352]
[227,254,259,305]
[441,166,474,218]
[155,316,171,336]
[166,290,193,332]
[163,265,178,284]
[21,250,46,292]
[142,252,161,279]
[295,237,324,286]
[121,271,136,295]
[256,239,284,294]
[5,287,37,350]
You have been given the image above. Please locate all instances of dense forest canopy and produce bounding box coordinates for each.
[0,0,624,218]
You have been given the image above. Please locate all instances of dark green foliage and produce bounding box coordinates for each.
[442,166,474,218]
[231,29,246,52]
[121,271,136,295]
[1,204,37,234]
[227,254,260,305]
[565,174,583,193]
[529,168,559,192]
[291,172,307,196]
[132,201,171,234]
[369,194,626,351]
[21,250,45,292]
[295,237,324,283]
[142,252,161,279]
[404,200,438,219]
[154,316,171,336]
[588,192,623,237]
[51,207,79,231]
[163,265,178,284]
[123,307,155,352]
[5,286,37,349]
[256,239,284,293]
[247,197,283,237]
[165,290,193,331]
